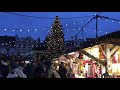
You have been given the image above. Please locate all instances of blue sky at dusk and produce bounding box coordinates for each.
[0,12,120,41]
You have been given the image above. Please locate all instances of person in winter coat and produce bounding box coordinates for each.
[45,61,61,78]
[58,62,67,78]
[0,61,9,78]
[102,71,110,78]
[7,61,27,78]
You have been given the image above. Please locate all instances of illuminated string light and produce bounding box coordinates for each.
[100,31,102,32]
[12,30,14,31]
[81,21,83,23]
[35,29,37,31]
[112,20,114,22]
[28,30,30,32]
[79,28,81,30]
[119,22,120,23]
[89,19,91,21]
[4,29,6,31]
[83,28,85,30]
[67,29,69,31]
[105,32,108,34]
[73,29,75,31]
[65,24,68,26]
[20,29,22,32]
[95,14,97,16]
[74,23,75,25]
[98,18,100,20]
[106,19,108,21]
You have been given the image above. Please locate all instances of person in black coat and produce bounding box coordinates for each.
[45,60,60,78]
[0,61,9,78]
[58,62,67,78]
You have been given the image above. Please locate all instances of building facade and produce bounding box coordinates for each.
[0,35,16,55]
[15,35,41,57]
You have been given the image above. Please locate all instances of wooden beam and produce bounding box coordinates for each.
[99,44,106,57]
[105,43,111,72]
[119,48,120,63]
[110,46,119,56]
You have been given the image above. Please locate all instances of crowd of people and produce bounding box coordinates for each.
[0,54,76,78]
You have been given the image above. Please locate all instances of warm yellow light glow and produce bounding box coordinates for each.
[112,63,120,73]
[83,47,99,60]
[91,47,99,58]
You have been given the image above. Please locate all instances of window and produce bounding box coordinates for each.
[23,44,26,48]
[29,44,31,48]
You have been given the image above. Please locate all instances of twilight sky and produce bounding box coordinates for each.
[0,12,120,41]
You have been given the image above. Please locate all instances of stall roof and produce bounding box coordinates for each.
[81,30,120,49]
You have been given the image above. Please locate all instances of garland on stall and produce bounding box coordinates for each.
[79,49,106,66]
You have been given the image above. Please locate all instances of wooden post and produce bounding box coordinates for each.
[105,43,111,73]
[118,48,120,63]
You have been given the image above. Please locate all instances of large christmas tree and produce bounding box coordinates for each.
[45,16,65,59]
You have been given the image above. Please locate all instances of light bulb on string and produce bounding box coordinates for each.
[89,19,91,21]
[28,30,30,32]
[67,29,69,31]
[98,18,100,20]
[74,23,75,25]
[112,20,114,22]
[83,28,85,30]
[4,29,6,31]
[119,22,120,23]
[12,30,14,31]
[65,24,68,26]
[73,29,75,31]
[100,31,102,32]
[35,29,37,31]
[106,19,108,21]
[95,14,97,16]
[81,21,83,23]
[20,29,22,32]
[79,28,81,30]
[105,32,108,34]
